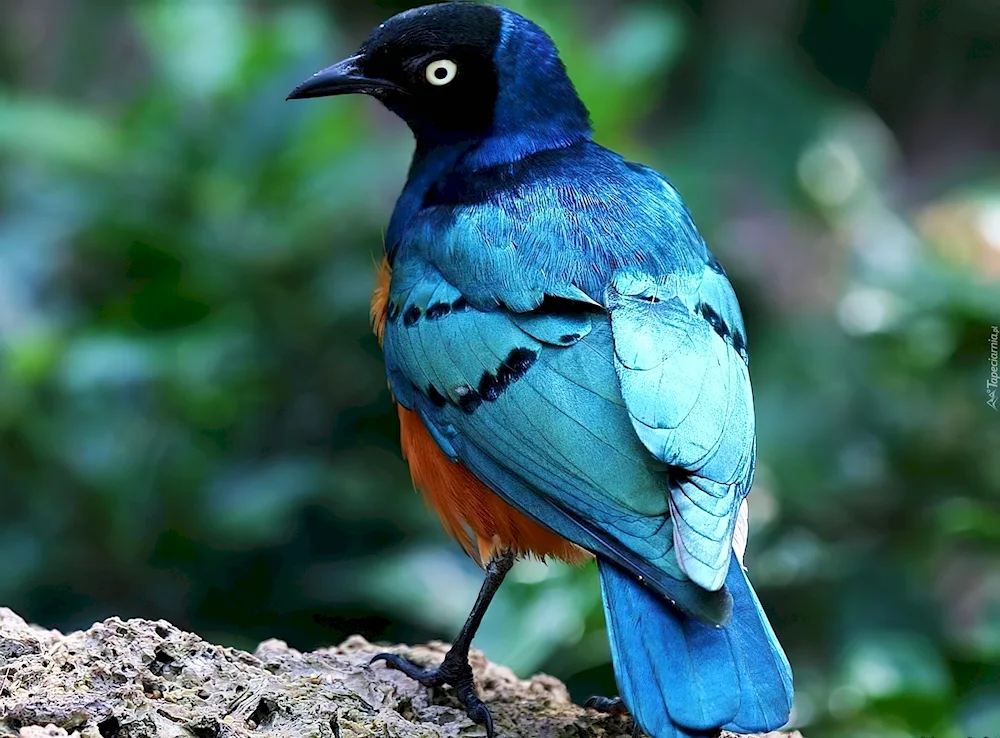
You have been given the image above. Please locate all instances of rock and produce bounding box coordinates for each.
[0,609,802,738]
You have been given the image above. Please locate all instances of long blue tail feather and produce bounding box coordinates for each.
[598,551,792,738]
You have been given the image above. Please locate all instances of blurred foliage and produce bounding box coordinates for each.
[1,1,999,737]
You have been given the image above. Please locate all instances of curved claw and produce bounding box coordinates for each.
[464,696,494,738]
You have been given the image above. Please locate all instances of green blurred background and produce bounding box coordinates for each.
[1,0,999,736]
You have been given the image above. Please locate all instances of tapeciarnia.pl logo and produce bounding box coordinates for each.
[988,325,999,411]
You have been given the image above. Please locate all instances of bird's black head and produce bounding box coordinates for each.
[288,3,591,166]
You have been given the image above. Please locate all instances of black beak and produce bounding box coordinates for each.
[286,55,400,100]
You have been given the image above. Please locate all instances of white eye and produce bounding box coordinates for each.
[425,59,458,86]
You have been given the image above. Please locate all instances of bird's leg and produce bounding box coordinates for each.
[371,549,514,738]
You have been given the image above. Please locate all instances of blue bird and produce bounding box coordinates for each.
[288,4,793,737]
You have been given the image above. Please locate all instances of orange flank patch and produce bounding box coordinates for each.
[370,257,392,346]
[371,257,589,565]
[396,405,589,564]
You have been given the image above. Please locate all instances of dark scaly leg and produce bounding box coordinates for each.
[371,550,514,738]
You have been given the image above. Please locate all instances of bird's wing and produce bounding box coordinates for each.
[607,262,755,591]
[383,144,756,620]
[383,271,733,625]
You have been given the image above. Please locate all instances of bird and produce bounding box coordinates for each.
[287,3,793,737]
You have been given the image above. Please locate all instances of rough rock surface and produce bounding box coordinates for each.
[0,609,801,738]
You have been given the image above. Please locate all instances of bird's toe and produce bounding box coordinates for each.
[371,649,494,735]
[584,695,629,715]
[370,652,444,687]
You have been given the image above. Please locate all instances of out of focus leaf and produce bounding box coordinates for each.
[0,94,120,169]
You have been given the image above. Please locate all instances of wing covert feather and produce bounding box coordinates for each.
[608,269,755,591]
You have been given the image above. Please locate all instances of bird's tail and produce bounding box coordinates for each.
[598,552,793,738]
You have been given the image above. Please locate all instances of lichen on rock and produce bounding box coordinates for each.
[0,608,801,738]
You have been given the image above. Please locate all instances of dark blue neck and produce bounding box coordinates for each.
[411,123,589,174]
[478,8,591,167]
[387,140,470,260]
[453,123,590,171]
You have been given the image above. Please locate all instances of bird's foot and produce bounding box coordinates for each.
[372,650,494,737]
[584,695,629,715]
[585,696,646,737]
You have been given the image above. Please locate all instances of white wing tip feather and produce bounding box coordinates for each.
[732,498,749,567]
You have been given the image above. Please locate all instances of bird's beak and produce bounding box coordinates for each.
[286,55,399,100]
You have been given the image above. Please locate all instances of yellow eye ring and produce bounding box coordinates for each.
[425,59,458,86]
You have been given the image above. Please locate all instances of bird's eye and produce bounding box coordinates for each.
[425,59,458,86]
